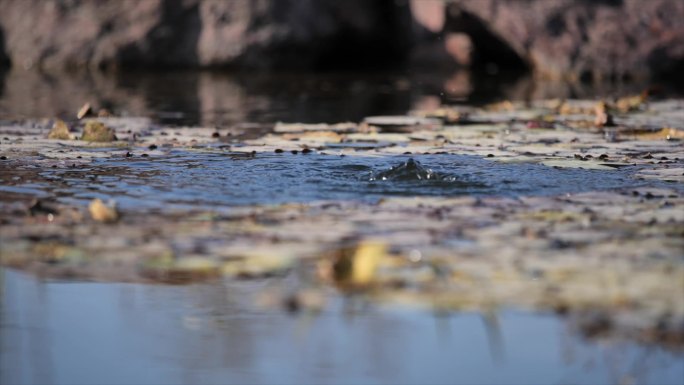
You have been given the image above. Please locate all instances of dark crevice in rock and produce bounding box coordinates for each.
[237,0,412,71]
[0,26,10,68]
[650,50,684,87]
[313,0,412,70]
[582,0,624,7]
[444,5,529,72]
[0,26,8,99]
[546,13,567,38]
[117,0,201,69]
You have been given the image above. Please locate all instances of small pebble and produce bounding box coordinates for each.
[142,153,149,157]
[148,144,158,150]
[0,156,7,160]
[275,149,284,153]
[212,132,220,138]
[301,148,312,154]
[291,150,299,154]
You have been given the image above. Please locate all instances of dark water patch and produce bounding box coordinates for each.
[1,69,677,130]
[1,152,677,211]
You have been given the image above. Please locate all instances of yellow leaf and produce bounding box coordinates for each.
[327,241,388,286]
[634,127,684,141]
[82,120,116,142]
[615,94,646,113]
[89,198,119,222]
[351,241,386,285]
[47,119,72,140]
[77,102,92,119]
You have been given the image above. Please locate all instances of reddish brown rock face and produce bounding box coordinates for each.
[0,0,681,79]
[441,0,684,79]
[0,0,412,71]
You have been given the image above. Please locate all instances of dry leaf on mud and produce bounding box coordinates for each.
[82,120,117,142]
[77,102,93,119]
[47,119,73,140]
[89,198,119,222]
[327,241,387,286]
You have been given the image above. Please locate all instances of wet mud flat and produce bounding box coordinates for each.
[1,97,684,383]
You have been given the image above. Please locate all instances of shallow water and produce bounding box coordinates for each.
[2,269,682,385]
[2,152,673,210]
[0,69,669,128]
[2,69,684,384]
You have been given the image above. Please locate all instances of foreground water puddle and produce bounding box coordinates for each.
[2,268,682,385]
[5,152,669,210]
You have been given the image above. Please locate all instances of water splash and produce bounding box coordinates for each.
[369,158,454,181]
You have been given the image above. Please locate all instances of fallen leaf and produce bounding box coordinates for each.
[47,119,72,140]
[77,102,92,119]
[81,120,117,142]
[633,127,684,141]
[615,94,646,113]
[329,241,387,286]
[89,198,119,222]
[594,101,615,127]
[541,159,616,170]
[222,254,294,278]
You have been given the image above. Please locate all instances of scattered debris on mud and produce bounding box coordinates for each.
[1,97,683,349]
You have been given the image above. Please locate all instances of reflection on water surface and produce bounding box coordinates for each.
[2,269,683,385]
[0,68,666,128]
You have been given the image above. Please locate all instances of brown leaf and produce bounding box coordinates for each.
[47,119,72,140]
[88,198,119,222]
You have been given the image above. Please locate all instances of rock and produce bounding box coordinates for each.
[441,0,684,79]
[0,0,412,71]
[47,119,72,140]
[1,0,680,78]
[81,120,116,142]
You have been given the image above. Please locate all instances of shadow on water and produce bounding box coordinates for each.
[2,269,683,385]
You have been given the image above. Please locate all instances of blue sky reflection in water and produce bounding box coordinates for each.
[21,153,678,211]
[2,269,683,385]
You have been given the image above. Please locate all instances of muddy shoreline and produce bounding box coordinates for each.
[1,97,683,351]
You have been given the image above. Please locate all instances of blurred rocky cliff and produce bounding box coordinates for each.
[0,0,682,80]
